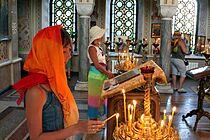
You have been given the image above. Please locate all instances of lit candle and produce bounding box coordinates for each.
[130,105,133,122]
[167,115,172,131]
[161,120,164,129]
[171,106,176,118]
[104,113,117,123]
[128,104,131,123]
[128,114,132,131]
[133,100,137,122]
[116,113,119,138]
[168,106,176,130]
[163,109,166,124]
[122,89,127,122]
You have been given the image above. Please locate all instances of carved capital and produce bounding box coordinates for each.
[160,4,178,20]
[76,2,95,17]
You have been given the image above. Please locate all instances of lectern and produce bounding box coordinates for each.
[182,66,210,131]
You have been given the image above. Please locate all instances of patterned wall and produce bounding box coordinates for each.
[0,41,8,62]
[197,0,208,36]
[143,0,150,39]
[17,0,42,58]
[208,0,210,38]
[17,0,30,52]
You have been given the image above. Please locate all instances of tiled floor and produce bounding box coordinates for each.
[0,73,210,140]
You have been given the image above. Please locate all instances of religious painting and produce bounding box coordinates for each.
[151,23,161,38]
[195,35,206,54]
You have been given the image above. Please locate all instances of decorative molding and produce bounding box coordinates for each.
[160,4,178,20]
[76,2,95,17]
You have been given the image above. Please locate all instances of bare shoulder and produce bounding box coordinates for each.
[25,85,47,106]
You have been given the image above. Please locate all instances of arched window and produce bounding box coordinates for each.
[172,0,197,53]
[110,0,137,51]
[50,0,77,51]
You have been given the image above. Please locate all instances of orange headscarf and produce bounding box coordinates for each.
[23,25,79,127]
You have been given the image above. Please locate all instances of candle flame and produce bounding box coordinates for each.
[122,89,125,94]
[164,109,166,114]
[172,106,176,112]
[133,100,137,106]
[131,105,133,110]
[141,114,144,120]
[169,115,172,120]
[128,104,131,109]
[116,113,119,118]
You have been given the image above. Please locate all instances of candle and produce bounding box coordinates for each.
[167,115,172,131]
[133,58,135,64]
[163,109,166,124]
[118,52,120,64]
[136,58,139,65]
[128,104,131,123]
[122,89,127,122]
[116,113,119,138]
[160,120,165,131]
[130,105,133,122]
[128,114,132,131]
[171,106,176,118]
[104,113,117,123]
[133,100,137,122]
[168,106,176,130]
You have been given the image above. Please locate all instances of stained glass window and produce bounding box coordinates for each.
[110,0,137,51]
[172,0,197,53]
[50,0,77,51]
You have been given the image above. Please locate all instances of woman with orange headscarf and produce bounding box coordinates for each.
[13,25,104,140]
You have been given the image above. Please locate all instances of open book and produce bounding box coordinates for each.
[103,69,141,91]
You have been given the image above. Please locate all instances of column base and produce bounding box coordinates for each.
[74,80,88,91]
[155,82,173,94]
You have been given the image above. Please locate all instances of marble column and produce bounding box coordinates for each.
[75,1,95,91]
[156,1,178,94]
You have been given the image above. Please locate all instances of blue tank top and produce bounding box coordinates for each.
[40,86,64,132]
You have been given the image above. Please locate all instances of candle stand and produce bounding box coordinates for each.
[112,66,179,140]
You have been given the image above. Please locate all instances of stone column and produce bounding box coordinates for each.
[75,1,95,91]
[156,0,178,94]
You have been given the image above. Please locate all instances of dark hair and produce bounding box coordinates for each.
[60,28,71,47]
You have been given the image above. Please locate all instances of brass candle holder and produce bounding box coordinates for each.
[113,66,180,140]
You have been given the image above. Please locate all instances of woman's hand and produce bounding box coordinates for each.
[74,120,104,134]
[106,71,114,79]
